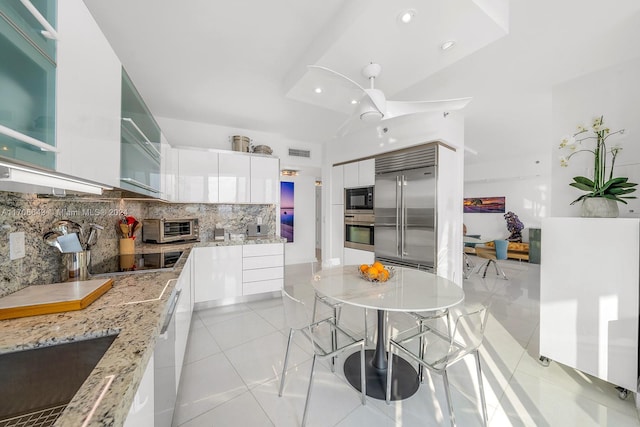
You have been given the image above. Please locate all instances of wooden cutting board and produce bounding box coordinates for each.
[0,278,113,320]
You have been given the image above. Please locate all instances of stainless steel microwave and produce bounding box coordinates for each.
[345,186,374,214]
[142,218,199,243]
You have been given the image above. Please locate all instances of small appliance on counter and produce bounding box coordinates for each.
[213,228,225,241]
[247,223,268,239]
[142,218,199,243]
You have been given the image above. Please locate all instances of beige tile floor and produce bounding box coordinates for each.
[172,258,640,426]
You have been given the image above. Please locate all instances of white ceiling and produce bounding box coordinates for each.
[85,0,640,167]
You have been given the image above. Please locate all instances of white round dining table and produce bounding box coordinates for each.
[311,265,464,400]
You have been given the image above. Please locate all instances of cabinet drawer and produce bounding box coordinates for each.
[243,266,283,283]
[243,278,283,296]
[243,243,283,257]
[243,254,283,270]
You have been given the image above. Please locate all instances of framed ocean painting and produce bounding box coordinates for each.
[464,196,506,213]
[280,182,294,242]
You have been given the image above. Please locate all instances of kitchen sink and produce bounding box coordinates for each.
[0,334,117,427]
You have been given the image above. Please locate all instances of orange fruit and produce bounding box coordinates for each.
[372,261,384,271]
[377,269,390,282]
[366,266,379,279]
[359,264,369,273]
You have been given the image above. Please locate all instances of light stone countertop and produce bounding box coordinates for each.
[0,237,285,426]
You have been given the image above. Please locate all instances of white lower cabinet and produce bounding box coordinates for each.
[242,243,284,296]
[193,244,284,303]
[174,254,193,388]
[193,246,243,302]
[124,353,154,427]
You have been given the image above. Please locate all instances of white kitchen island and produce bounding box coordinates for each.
[540,217,640,397]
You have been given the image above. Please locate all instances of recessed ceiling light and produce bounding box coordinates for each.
[350,99,358,105]
[314,87,323,94]
[441,40,456,51]
[398,9,416,24]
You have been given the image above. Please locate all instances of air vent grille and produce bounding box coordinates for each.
[288,148,311,158]
[375,146,437,174]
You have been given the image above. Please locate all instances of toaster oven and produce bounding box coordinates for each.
[142,218,199,243]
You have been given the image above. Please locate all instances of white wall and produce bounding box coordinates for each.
[464,175,547,242]
[551,57,640,218]
[282,175,317,265]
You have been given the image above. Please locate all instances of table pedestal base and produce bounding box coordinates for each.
[343,349,420,401]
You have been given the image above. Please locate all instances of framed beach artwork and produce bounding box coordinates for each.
[464,196,506,213]
[280,182,294,242]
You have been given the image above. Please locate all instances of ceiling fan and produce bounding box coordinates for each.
[308,63,472,134]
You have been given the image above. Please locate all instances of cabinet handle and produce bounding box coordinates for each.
[121,118,161,157]
[120,178,160,193]
[19,0,58,40]
[0,124,59,152]
[160,289,181,334]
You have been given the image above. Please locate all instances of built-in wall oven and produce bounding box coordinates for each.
[344,213,375,252]
[345,186,374,214]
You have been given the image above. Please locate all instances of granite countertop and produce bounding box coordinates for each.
[0,237,285,426]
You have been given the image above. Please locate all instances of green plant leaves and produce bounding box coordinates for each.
[573,176,595,187]
[569,175,637,205]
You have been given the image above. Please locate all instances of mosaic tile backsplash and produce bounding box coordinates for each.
[0,192,275,297]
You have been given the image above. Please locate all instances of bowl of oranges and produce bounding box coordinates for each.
[358,261,394,283]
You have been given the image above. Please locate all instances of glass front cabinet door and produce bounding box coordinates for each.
[0,0,57,169]
[120,68,161,196]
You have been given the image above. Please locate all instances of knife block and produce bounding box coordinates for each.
[119,238,135,270]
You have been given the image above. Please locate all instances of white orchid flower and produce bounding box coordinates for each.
[559,156,569,167]
[559,135,576,148]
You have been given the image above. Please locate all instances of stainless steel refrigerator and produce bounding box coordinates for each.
[375,154,436,270]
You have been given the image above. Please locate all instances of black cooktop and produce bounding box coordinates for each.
[90,250,183,274]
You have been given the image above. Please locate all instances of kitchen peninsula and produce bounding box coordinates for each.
[0,237,284,426]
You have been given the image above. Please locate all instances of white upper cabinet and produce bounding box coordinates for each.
[171,148,278,204]
[55,0,121,187]
[343,162,359,188]
[176,149,218,203]
[219,153,250,203]
[250,156,279,204]
[358,159,375,186]
[343,159,374,188]
[331,165,344,205]
[160,134,177,201]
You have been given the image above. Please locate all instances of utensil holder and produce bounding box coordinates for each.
[67,250,90,281]
[119,238,135,270]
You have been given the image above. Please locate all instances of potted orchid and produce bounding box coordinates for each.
[559,115,637,217]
